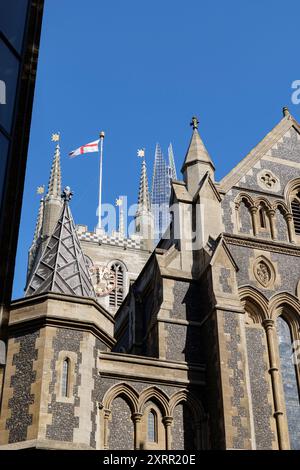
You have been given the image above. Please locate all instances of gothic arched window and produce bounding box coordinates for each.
[259,207,266,228]
[147,409,157,442]
[276,316,300,449]
[256,203,270,233]
[237,197,252,235]
[61,358,70,398]
[291,195,300,236]
[109,262,125,308]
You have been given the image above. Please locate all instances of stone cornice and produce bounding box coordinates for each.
[8,314,116,349]
[100,351,205,371]
[224,233,300,257]
[9,292,115,348]
[10,291,114,323]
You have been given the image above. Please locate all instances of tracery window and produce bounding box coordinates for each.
[109,262,125,308]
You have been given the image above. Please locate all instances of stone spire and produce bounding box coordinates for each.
[25,187,95,298]
[41,139,64,244]
[181,116,215,196]
[47,143,62,199]
[136,158,151,215]
[135,155,154,251]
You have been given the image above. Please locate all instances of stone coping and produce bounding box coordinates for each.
[0,439,93,450]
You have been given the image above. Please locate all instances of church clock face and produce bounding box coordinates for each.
[89,265,116,297]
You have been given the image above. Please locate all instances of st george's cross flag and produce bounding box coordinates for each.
[69,139,100,158]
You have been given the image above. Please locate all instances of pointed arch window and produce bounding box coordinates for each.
[61,358,70,398]
[276,316,300,449]
[109,262,125,308]
[147,409,157,442]
[291,196,300,235]
[259,207,266,228]
[236,197,252,235]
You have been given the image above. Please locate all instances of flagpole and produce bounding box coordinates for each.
[98,131,105,229]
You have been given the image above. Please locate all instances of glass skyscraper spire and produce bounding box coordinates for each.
[151,143,177,241]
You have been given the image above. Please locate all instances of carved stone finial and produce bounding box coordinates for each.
[190,116,199,130]
[283,106,290,117]
[61,186,73,202]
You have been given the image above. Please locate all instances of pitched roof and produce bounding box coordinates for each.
[25,189,95,298]
[171,180,193,203]
[219,110,300,193]
[193,171,222,202]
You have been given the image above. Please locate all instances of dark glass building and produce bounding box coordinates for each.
[0,1,44,336]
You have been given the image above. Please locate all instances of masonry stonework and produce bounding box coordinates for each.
[1,109,300,450]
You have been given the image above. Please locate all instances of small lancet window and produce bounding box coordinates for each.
[61,358,70,397]
[259,207,266,228]
[147,409,157,442]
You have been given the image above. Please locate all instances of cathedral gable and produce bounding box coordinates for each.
[220,114,300,197]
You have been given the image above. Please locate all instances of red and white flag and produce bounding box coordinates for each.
[69,139,100,158]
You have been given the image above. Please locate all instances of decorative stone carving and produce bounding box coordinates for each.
[253,256,276,288]
[257,169,280,192]
[256,262,271,286]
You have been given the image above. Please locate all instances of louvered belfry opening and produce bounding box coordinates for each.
[109,263,124,308]
[291,196,300,235]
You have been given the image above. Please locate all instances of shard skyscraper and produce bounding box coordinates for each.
[151,143,177,241]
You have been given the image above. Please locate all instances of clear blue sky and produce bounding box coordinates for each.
[13,0,300,299]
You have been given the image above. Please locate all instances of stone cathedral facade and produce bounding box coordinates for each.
[1,108,300,450]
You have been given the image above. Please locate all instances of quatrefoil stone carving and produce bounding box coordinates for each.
[257,169,280,192]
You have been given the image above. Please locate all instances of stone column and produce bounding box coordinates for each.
[132,412,142,450]
[285,214,296,243]
[103,409,111,450]
[268,209,276,240]
[262,319,289,449]
[250,207,258,236]
[162,416,173,450]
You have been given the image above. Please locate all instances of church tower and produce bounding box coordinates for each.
[0,187,114,449]
[2,109,300,451]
